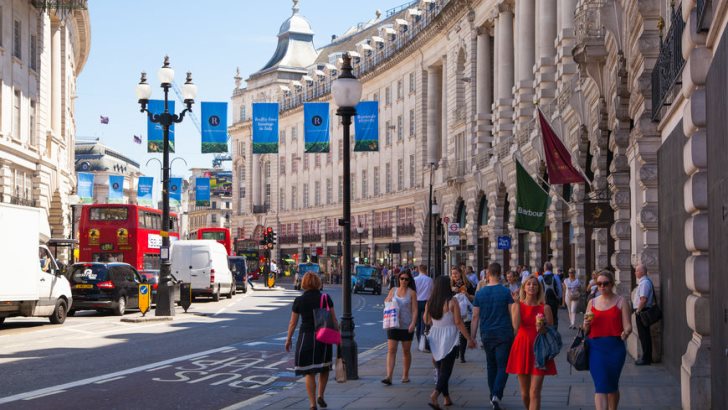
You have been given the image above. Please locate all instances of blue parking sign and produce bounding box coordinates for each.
[497,236,512,250]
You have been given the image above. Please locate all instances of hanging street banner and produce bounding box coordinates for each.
[252,102,279,154]
[201,102,228,153]
[147,99,175,153]
[195,177,211,207]
[515,161,549,233]
[304,102,330,153]
[169,177,182,210]
[354,101,379,152]
[108,175,124,204]
[538,109,586,184]
[77,172,94,204]
[137,177,154,207]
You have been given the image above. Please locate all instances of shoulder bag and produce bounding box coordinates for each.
[314,293,341,344]
[637,279,662,327]
[335,344,347,383]
[567,327,589,371]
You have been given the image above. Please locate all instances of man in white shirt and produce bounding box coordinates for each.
[520,265,531,283]
[414,264,434,351]
[633,263,655,365]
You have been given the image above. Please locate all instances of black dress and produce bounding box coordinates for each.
[292,289,334,375]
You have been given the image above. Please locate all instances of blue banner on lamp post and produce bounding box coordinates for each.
[147,99,175,153]
[195,177,211,207]
[77,172,94,204]
[137,177,154,207]
[169,177,182,210]
[108,175,124,204]
[304,102,330,153]
[252,102,279,154]
[354,101,379,152]
[201,102,228,153]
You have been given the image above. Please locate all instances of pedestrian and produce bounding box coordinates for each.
[583,270,632,410]
[507,270,521,301]
[563,268,582,328]
[450,267,475,363]
[506,274,557,410]
[466,265,479,288]
[414,264,434,352]
[424,275,476,409]
[470,262,513,410]
[538,262,563,329]
[285,272,337,410]
[633,263,655,366]
[382,268,418,385]
[520,264,531,284]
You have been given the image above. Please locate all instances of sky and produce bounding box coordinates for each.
[75,0,410,186]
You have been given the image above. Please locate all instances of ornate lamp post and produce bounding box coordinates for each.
[356,225,364,262]
[332,53,362,379]
[135,56,197,316]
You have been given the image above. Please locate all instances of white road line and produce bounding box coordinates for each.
[273,336,288,341]
[219,392,276,410]
[93,376,125,384]
[21,390,65,401]
[0,345,235,405]
[363,322,377,326]
[244,341,267,346]
[145,365,171,372]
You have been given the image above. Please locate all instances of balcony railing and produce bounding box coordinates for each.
[252,205,269,214]
[326,231,342,241]
[697,0,712,32]
[3,194,37,207]
[448,159,468,179]
[575,0,605,44]
[373,226,393,238]
[279,235,299,245]
[397,224,416,235]
[302,233,321,243]
[651,4,685,121]
[351,228,369,238]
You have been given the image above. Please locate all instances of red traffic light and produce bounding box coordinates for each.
[266,227,273,233]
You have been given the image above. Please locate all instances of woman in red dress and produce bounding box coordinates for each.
[506,274,557,410]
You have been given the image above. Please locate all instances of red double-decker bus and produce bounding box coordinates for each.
[78,204,180,270]
[196,227,232,255]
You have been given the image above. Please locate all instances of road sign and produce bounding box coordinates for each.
[497,235,512,250]
[138,284,150,316]
[443,216,449,224]
[448,223,460,234]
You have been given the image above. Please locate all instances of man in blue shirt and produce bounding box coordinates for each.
[470,262,513,410]
[538,261,563,329]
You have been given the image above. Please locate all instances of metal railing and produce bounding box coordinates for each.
[373,226,393,238]
[326,231,342,241]
[279,235,299,245]
[651,4,685,121]
[397,224,416,235]
[302,233,321,242]
[575,0,605,44]
[4,195,37,207]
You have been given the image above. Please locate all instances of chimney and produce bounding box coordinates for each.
[331,34,337,42]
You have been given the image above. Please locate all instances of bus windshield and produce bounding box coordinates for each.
[201,231,226,241]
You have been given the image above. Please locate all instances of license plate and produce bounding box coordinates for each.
[74,284,93,289]
[364,287,373,291]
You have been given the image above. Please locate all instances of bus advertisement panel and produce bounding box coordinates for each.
[78,204,179,270]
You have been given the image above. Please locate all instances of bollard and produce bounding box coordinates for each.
[179,282,192,312]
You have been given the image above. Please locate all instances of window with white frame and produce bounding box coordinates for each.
[314,181,321,206]
[280,129,286,144]
[13,20,21,59]
[385,163,392,193]
[292,186,298,209]
[338,143,343,162]
[30,34,37,71]
[409,72,415,94]
[397,115,403,141]
[280,157,286,175]
[29,100,37,146]
[351,172,356,199]
[264,184,271,206]
[303,183,309,208]
[397,159,404,191]
[338,176,343,202]
[326,178,332,205]
[409,154,415,188]
[303,154,309,170]
[397,80,403,100]
[291,126,298,141]
[13,90,21,139]
[291,154,298,172]
[315,154,321,168]
[362,170,368,198]
[279,187,286,211]
[409,109,415,136]
[385,121,392,145]
[373,167,380,196]
[385,87,391,105]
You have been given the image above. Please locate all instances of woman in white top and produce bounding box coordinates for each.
[382,269,418,385]
[563,268,582,329]
[423,276,475,409]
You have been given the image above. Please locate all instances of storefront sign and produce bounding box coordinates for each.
[584,202,614,228]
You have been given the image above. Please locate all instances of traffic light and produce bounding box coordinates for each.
[271,231,277,245]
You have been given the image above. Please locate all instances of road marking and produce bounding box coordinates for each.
[146,365,171,372]
[0,345,235,405]
[363,322,377,326]
[244,342,267,346]
[273,336,288,341]
[21,390,65,401]
[93,376,125,384]
[219,392,276,410]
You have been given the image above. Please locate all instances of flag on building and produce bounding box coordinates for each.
[252,103,279,154]
[108,175,124,204]
[100,115,109,124]
[515,160,549,233]
[303,102,330,153]
[133,134,142,144]
[538,109,587,184]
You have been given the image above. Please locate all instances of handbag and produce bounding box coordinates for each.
[382,299,400,329]
[314,294,341,344]
[335,345,347,383]
[637,280,662,327]
[567,327,589,371]
[534,326,563,370]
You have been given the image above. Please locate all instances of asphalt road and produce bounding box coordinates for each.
[0,282,387,409]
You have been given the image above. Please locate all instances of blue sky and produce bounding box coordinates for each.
[76,0,410,183]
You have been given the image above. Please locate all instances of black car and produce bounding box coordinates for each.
[228,256,248,293]
[68,262,144,316]
[352,265,382,295]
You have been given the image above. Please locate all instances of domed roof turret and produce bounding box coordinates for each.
[278,0,313,36]
[258,0,318,73]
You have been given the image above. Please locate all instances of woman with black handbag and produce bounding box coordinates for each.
[285,272,337,410]
[583,270,632,410]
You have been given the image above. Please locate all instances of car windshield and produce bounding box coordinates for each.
[140,271,159,284]
[355,266,376,278]
[70,265,108,283]
[298,264,320,274]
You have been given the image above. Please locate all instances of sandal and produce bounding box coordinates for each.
[317,397,328,408]
[381,378,392,385]
[401,378,410,383]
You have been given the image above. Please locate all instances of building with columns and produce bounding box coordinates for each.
[0,1,90,241]
[229,1,726,407]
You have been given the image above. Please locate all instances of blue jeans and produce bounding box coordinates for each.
[482,336,512,400]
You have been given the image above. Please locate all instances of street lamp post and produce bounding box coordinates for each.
[356,225,364,262]
[68,194,80,264]
[136,56,197,316]
[332,53,362,380]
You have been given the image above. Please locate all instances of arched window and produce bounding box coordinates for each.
[478,196,488,226]
[456,201,466,227]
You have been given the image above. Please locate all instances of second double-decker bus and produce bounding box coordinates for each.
[196,227,232,255]
[78,204,180,270]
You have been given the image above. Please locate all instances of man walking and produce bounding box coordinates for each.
[538,262,563,329]
[470,262,513,410]
[414,264,433,351]
[633,263,655,365]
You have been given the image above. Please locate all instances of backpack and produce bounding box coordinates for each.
[543,274,559,306]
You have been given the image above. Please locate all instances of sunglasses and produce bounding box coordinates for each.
[399,277,411,282]
[596,281,612,287]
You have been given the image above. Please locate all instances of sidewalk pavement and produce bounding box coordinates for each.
[243,308,680,410]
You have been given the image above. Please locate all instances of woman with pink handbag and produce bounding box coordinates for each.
[286,272,338,410]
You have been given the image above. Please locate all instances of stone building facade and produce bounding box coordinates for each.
[230,1,727,407]
[0,0,90,241]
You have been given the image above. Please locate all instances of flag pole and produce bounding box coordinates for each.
[536,107,594,189]
[514,155,573,209]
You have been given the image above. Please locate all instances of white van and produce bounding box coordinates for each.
[170,240,235,301]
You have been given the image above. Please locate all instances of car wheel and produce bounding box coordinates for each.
[113,296,127,316]
[49,299,68,324]
[212,286,221,302]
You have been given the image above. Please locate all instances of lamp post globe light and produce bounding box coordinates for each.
[136,56,197,316]
[332,53,362,380]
